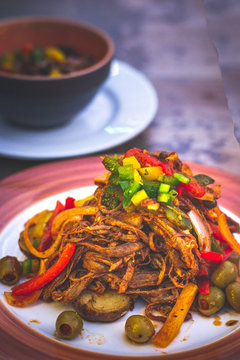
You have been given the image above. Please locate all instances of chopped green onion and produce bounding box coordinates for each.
[118,164,134,181]
[173,172,190,184]
[169,189,178,199]
[159,183,170,193]
[157,174,180,186]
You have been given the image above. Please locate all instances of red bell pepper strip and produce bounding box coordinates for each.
[200,251,224,263]
[198,265,208,276]
[12,243,76,296]
[198,276,210,295]
[223,246,232,260]
[64,196,75,210]
[36,200,65,252]
[124,148,173,176]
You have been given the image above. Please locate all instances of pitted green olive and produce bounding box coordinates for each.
[225,282,240,312]
[56,311,83,339]
[125,315,155,343]
[211,261,238,289]
[0,256,21,285]
[198,286,225,316]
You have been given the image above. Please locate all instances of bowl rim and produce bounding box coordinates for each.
[0,16,115,82]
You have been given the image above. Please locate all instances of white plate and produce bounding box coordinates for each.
[0,186,239,358]
[0,60,158,160]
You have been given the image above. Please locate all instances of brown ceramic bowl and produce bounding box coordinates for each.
[0,17,114,128]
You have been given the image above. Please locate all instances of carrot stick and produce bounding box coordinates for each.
[152,283,198,348]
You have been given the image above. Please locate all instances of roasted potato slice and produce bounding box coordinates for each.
[74,290,132,322]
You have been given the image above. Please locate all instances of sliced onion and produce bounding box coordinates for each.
[188,210,211,251]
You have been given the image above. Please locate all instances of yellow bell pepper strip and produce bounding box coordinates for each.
[152,283,198,348]
[217,209,240,256]
[51,206,98,241]
[24,206,97,258]
[12,243,76,296]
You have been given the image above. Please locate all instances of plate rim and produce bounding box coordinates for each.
[0,156,240,360]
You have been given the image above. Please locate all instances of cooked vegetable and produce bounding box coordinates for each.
[198,286,225,316]
[56,311,83,339]
[225,282,240,312]
[125,315,155,343]
[203,199,217,209]
[217,210,240,256]
[0,256,21,285]
[12,243,76,296]
[74,290,131,322]
[152,283,198,348]
[211,261,238,289]
[194,174,215,186]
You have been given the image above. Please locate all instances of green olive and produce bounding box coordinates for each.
[225,282,240,312]
[211,261,238,289]
[56,311,83,339]
[0,256,21,285]
[125,314,155,343]
[198,286,225,316]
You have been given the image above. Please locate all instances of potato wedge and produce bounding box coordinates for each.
[74,290,132,322]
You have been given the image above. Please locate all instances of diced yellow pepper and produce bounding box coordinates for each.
[122,156,141,169]
[131,189,149,206]
[45,47,65,63]
[147,202,160,211]
[133,169,143,184]
[138,166,164,180]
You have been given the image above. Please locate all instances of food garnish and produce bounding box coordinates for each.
[0,148,239,348]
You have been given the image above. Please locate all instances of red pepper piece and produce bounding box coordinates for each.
[198,276,210,295]
[64,196,75,210]
[180,180,206,198]
[36,200,65,252]
[176,184,185,197]
[209,222,227,243]
[223,246,232,261]
[12,243,76,296]
[124,148,143,158]
[200,251,224,263]
[124,148,173,176]
[198,266,208,276]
